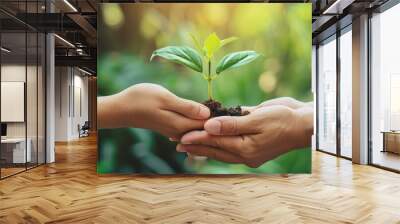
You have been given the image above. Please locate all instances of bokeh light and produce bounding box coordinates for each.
[102,4,124,29]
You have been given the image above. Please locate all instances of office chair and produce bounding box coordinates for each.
[79,121,90,138]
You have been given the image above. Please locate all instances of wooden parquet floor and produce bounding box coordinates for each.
[1,135,400,224]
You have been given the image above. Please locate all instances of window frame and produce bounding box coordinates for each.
[367,0,400,173]
[315,22,353,160]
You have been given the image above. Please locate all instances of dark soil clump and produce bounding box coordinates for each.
[203,99,250,117]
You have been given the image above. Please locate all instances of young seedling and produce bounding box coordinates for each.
[150,33,261,117]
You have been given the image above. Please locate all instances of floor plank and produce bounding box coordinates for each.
[1,135,400,224]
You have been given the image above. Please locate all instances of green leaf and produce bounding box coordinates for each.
[150,46,203,72]
[216,51,260,74]
[189,33,203,55]
[203,32,221,59]
[220,36,238,47]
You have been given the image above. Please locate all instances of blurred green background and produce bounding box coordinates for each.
[98,3,312,174]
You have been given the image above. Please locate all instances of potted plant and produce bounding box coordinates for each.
[150,33,261,117]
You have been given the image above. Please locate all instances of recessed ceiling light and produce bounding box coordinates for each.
[1,47,11,53]
[54,34,75,48]
[63,0,78,12]
[78,67,92,76]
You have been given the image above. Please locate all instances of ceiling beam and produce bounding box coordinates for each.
[322,0,356,14]
[12,13,83,32]
[67,13,97,42]
[55,55,96,73]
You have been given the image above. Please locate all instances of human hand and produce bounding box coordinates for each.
[242,97,312,112]
[98,83,210,139]
[176,103,313,168]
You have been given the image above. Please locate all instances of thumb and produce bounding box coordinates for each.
[171,98,210,120]
[204,116,255,135]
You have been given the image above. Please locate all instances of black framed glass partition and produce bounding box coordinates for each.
[316,23,353,159]
[0,1,46,179]
[370,2,400,172]
[27,26,38,170]
[0,2,28,178]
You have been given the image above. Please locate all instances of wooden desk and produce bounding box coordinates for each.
[382,131,400,154]
[1,138,31,163]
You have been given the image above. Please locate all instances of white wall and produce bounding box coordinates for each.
[55,66,69,141]
[1,65,26,134]
[72,73,89,138]
[54,67,89,141]
[1,65,39,138]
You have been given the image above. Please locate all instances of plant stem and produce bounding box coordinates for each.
[207,60,212,100]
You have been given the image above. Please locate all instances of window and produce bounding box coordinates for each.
[339,27,352,158]
[370,3,400,171]
[317,36,337,154]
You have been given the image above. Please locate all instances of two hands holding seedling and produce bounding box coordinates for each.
[177,98,313,168]
[98,33,313,168]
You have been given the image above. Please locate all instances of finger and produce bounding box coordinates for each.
[177,114,206,132]
[187,152,208,161]
[258,97,304,110]
[204,115,257,135]
[167,97,210,120]
[241,106,256,112]
[158,110,204,139]
[180,130,245,155]
[177,144,243,164]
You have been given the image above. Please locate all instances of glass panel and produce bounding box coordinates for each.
[27,30,38,169]
[371,4,400,171]
[1,30,27,177]
[38,33,45,165]
[339,29,352,158]
[317,36,337,154]
[26,0,39,169]
[0,1,46,178]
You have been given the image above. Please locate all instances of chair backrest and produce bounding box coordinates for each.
[82,121,90,129]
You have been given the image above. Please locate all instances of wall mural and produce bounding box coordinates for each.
[97,3,312,174]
